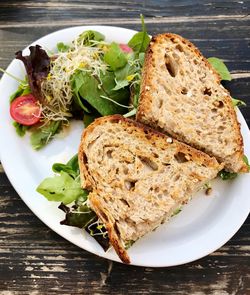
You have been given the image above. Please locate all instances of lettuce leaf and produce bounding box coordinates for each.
[57,42,70,52]
[37,171,84,204]
[128,15,150,54]
[104,42,127,71]
[243,155,250,171]
[10,82,31,103]
[12,122,29,137]
[52,154,79,178]
[232,98,246,107]
[36,153,110,251]
[30,121,61,150]
[77,30,105,46]
[207,57,232,81]
[71,70,129,116]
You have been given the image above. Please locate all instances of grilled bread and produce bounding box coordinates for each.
[136,33,248,173]
[78,115,222,263]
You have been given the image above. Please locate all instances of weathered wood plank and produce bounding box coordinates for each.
[0,0,249,21]
[0,0,250,293]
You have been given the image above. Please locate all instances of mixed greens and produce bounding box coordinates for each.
[8,15,150,150]
[37,154,109,250]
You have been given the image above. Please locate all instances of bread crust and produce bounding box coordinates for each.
[136,33,248,173]
[89,192,130,264]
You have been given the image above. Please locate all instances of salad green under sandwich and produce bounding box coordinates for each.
[2,16,249,263]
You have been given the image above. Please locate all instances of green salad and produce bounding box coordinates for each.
[8,15,150,150]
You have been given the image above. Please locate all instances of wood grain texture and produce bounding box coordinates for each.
[0,0,250,294]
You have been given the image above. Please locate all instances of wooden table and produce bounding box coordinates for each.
[0,1,249,294]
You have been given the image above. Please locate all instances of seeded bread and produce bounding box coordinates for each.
[78,115,223,263]
[136,33,248,173]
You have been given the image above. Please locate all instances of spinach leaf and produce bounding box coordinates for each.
[113,63,131,90]
[30,121,61,150]
[72,70,129,116]
[10,83,31,102]
[66,154,79,172]
[232,98,246,107]
[77,30,105,46]
[113,52,143,99]
[13,122,29,137]
[71,73,91,112]
[52,154,79,178]
[207,57,232,81]
[139,52,145,66]
[36,171,84,204]
[57,42,70,52]
[218,169,237,180]
[104,42,127,71]
[128,15,150,54]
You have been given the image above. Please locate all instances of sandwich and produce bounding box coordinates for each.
[136,33,248,173]
[78,115,223,263]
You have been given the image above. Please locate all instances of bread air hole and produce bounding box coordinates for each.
[176,44,184,52]
[106,150,113,159]
[181,87,188,95]
[174,152,189,163]
[158,99,163,108]
[193,59,198,65]
[204,87,212,96]
[120,198,130,207]
[123,166,129,175]
[163,84,172,95]
[219,101,224,108]
[172,52,180,60]
[139,156,158,171]
[165,53,178,77]
[174,174,181,181]
[124,180,136,191]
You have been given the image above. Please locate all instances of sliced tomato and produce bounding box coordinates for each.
[119,43,133,53]
[10,94,41,126]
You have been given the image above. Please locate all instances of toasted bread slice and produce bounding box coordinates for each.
[136,33,248,173]
[78,115,222,263]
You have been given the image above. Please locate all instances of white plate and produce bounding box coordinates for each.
[0,26,250,267]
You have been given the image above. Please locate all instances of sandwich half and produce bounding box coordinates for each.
[78,115,222,263]
[136,33,248,173]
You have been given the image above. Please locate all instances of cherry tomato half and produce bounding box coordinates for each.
[119,43,133,53]
[10,94,41,126]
